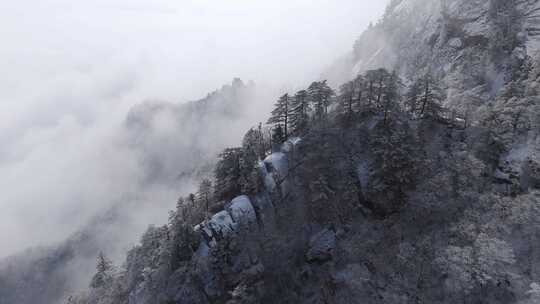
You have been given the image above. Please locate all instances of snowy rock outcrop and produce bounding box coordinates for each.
[227,195,257,224]
[198,195,258,247]
[263,152,288,176]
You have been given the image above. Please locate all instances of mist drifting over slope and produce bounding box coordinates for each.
[0,0,388,258]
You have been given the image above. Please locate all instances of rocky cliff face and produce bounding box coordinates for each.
[330,0,540,110]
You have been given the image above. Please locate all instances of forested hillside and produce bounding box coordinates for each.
[0,79,265,304]
[64,1,540,303]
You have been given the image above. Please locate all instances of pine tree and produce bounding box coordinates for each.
[271,125,285,149]
[90,252,113,289]
[336,74,368,124]
[289,90,310,135]
[364,68,393,111]
[382,71,402,126]
[417,74,445,120]
[197,179,213,217]
[337,80,358,124]
[405,79,422,115]
[375,70,387,109]
[214,146,261,202]
[308,80,335,120]
[241,130,265,193]
[364,70,378,109]
[258,123,269,156]
[214,148,243,202]
[353,74,366,111]
[188,193,196,208]
[367,120,420,215]
[267,94,290,140]
[242,127,265,160]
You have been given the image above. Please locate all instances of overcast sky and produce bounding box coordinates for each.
[0,0,388,257]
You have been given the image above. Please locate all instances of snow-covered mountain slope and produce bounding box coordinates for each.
[327,0,540,110]
[62,1,540,303]
[5,1,540,304]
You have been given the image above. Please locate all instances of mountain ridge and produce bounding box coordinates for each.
[0,79,266,304]
[3,1,540,303]
[64,1,540,303]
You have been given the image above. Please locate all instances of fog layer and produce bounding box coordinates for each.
[0,0,387,257]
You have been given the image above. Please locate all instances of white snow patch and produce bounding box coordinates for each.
[204,210,234,239]
[196,196,257,247]
[281,137,302,152]
[264,152,288,175]
[258,160,275,190]
[228,195,256,224]
[289,137,302,145]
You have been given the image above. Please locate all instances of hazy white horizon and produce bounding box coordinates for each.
[0,0,388,257]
